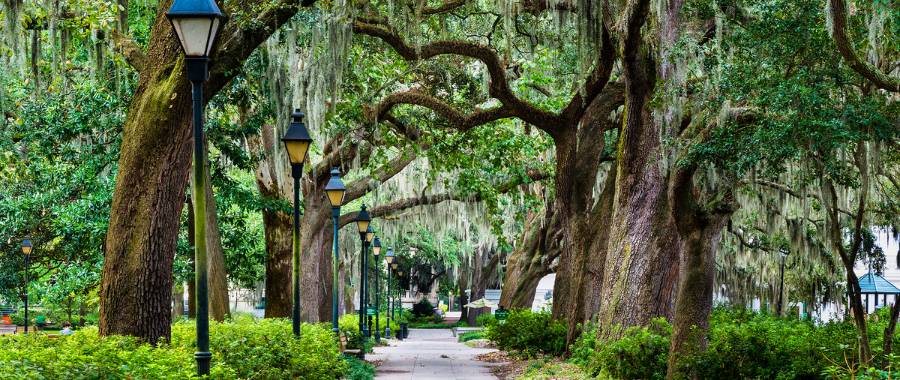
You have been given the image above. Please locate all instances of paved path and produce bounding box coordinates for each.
[369,328,498,380]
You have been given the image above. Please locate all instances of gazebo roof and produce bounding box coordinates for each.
[858,272,900,295]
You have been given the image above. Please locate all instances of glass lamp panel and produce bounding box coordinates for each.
[284,141,310,165]
[21,243,32,255]
[392,264,399,270]
[204,17,220,55]
[326,189,345,207]
[373,246,381,256]
[172,17,214,56]
[356,219,370,234]
[386,255,394,264]
[366,231,375,243]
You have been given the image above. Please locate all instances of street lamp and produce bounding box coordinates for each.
[372,236,381,338]
[397,268,404,341]
[355,205,371,340]
[385,264,392,339]
[379,248,395,340]
[20,240,32,334]
[282,110,313,337]
[777,248,789,316]
[325,168,346,334]
[166,0,226,375]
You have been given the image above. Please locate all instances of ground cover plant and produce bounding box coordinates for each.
[0,316,346,379]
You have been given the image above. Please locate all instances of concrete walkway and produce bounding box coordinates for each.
[369,328,498,380]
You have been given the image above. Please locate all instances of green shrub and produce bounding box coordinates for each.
[343,356,375,380]
[0,316,347,379]
[572,318,671,380]
[475,312,496,327]
[484,309,566,356]
[569,307,890,380]
[680,310,840,379]
[411,299,434,321]
[339,313,400,348]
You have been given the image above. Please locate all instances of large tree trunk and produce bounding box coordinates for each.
[499,208,561,309]
[262,209,292,317]
[300,199,335,322]
[99,0,304,342]
[550,82,623,344]
[665,168,734,378]
[187,199,196,318]
[595,1,683,339]
[249,122,295,318]
[466,244,497,326]
[202,160,230,321]
[98,13,195,341]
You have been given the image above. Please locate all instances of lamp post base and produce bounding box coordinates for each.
[195,351,211,376]
[385,327,391,339]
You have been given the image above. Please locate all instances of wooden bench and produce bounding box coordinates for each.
[451,326,483,337]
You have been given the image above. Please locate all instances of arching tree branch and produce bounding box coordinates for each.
[370,89,514,131]
[352,19,564,134]
[339,168,548,226]
[826,0,899,92]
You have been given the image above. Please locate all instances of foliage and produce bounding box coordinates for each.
[411,299,435,320]
[571,318,671,380]
[518,359,591,380]
[458,330,485,342]
[338,313,399,350]
[484,309,566,357]
[475,313,496,327]
[569,307,900,380]
[343,356,375,380]
[0,316,346,379]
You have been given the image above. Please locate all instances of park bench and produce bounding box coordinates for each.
[450,326,483,337]
[0,325,16,335]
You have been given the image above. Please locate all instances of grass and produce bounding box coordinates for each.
[518,360,592,380]
[407,321,466,329]
[458,330,485,342]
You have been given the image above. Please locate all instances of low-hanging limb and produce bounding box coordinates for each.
[826,0,899,93]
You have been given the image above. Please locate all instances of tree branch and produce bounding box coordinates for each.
[339,168,548,226]
[111,31,146,72]
[826,0,899,92]
[370,89,514,131]
[352,18,564,134]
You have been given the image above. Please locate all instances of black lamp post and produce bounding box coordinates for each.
[381,248,396,340]
[20,240,32,334]
[165,0,225,376]
[325,168,346,334]
[396,267,403,340]
[355,206,371,340]
[371,236,382,338]
[282,110,313,337]
[364,226,374,336]
[385,263,392,339]
[386,258,403,319]
[777,249,789,316]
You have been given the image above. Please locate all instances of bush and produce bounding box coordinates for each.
[484,309,566,356]
[569,307,887,380]
[344,356,375,380]
[571,318,671,380]
[475,313,496,327]
[681,309,839,379]
[411,299,434,321]
[339,313,400,348]
[0,316,347,379]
